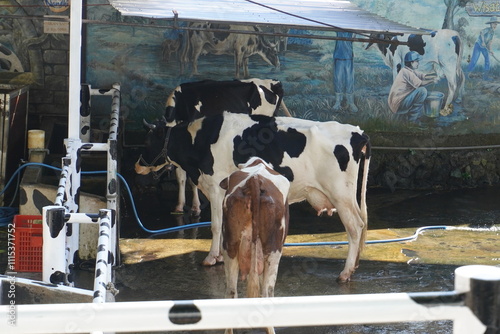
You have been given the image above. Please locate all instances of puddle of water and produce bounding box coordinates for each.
[113,251,457,333]
[113,185,500,333]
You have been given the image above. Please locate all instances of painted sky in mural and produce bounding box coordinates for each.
[82,0,500,134]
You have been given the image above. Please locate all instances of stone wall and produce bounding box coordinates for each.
[369,133,500,191]
[28,35,69,119]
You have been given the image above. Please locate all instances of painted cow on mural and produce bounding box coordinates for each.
[220,157,290,334]
[179,23,280,78]
[139,78,290,215]
[136,112,370,282]
[366,29,465,107]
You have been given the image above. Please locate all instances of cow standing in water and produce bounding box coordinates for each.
[220,157,290,334]
[136,112,370,282]
[180,23,280,78]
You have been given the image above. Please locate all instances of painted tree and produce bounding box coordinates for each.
[442,0,470,29]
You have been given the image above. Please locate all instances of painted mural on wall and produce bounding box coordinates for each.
[0,0,71,87]
[81,0,500,136]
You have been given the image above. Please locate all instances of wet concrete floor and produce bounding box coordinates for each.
[110,185,500,333]
[3,185,498,333]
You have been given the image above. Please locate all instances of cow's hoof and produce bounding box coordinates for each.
[336,274,351,284]
[191,208,201,217]
[202,255,218,266]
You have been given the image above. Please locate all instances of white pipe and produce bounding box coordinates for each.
[80,143,109,152]
[68,0,83,139]
[0,293,485,334]
[42,206,67,284]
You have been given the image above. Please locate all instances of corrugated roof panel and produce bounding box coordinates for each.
[109,0,428,35]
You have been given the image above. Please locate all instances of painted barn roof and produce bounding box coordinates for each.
[108,0,428,36]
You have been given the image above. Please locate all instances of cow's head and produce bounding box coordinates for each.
[258,38,280,71]
[134,119,174,176]
[365,33,399,69]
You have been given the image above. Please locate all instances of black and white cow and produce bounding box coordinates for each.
[143,78,290,215]
[366,29,465,107]
[179,23,280,78]
[136,112,370,282]
[165,78,289,124]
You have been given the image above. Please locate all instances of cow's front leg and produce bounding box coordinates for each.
[173,168,187,213]
[202,192,224,265]
[189,179,201,216]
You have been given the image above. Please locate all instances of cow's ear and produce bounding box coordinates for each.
[219,177,229,190]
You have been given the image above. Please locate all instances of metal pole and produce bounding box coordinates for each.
[107,83,121,266]
[456,265,500,334]
[93,209,113,303]
[68,0,83,139]
[42,206,67,284]
[80,84,91,143]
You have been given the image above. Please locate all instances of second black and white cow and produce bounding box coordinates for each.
[136,112,370,282]
[165,78,288,125]
[141,78,290,215]
[366,29,465,107]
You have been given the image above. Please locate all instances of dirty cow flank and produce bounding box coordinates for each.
[220,157,290,334]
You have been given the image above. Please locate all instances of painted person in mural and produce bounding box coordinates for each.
[333,31,358,112]
[388,51,438,124]
[466,16,500,80]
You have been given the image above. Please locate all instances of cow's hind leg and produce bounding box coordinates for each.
[224,251,239,299]
[262,251,282,298]
[336,204,366,283]
[262,252,280,334]
[203,190,224,265]
[223,252,239,334]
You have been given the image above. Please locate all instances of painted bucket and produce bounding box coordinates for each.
[424,91,444,118]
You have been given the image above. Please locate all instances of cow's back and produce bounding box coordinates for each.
[392,29,461,75]
[165,79,283,124]
[215,113,368,203]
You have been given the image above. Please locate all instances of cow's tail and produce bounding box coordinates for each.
[247,175,262,299]
[359,135,371,251]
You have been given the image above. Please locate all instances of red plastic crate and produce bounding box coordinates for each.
[13,215,43,272]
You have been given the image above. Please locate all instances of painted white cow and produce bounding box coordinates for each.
[179,23,280,78]
[136,112,371,282]
[367,29,465,106]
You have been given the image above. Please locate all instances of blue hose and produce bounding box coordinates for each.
[0,162,454,246]
[0,162,211,233]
